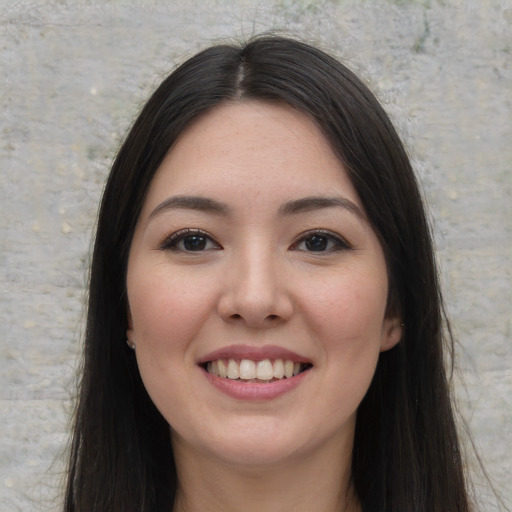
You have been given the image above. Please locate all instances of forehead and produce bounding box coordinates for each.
[141,101,362,215]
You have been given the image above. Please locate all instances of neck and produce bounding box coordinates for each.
[171,433,360,512]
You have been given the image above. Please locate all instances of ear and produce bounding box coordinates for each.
[380,316,403,352]
[126,306,134,345]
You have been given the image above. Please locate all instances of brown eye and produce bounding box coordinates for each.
[305,235,329,251]
[161,229,221,252]
[292,230,351,253]
[182,235,208,251]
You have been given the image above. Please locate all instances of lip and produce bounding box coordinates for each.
[201,366,310,401]
[197,344,312,401]
[197,344,310,365]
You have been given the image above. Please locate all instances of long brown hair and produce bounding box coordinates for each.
[65,36,472,511]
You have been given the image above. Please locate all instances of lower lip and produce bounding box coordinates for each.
[202,367,310,401]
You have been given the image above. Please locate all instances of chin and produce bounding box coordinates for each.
[211,438,305,468]
[175,416,343,469]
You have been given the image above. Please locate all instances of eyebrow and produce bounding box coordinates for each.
[148,194,365,221]
[149,195,230,219]
[278,196,366,220]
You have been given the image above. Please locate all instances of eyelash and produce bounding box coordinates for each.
[159,229,222,252]
[159,228,351,254]
[291,230,352,253]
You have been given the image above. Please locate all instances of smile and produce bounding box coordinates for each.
[205,358,312,382]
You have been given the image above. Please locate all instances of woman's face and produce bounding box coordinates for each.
[126,101,401,468]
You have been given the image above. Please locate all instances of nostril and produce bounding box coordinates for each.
[266,315,279,320]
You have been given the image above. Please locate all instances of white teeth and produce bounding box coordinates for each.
[284,360,294,378]
[218,359,227,378]
[239,359,256,380]
[256,359,274,380]
[273,359,284,379]
[206,357,308,381]
[227,359,239,379]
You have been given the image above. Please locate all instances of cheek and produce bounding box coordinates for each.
[127,268,215,357]
[127,270,216,422]
[300,268,388,399]
[303,268,389,343]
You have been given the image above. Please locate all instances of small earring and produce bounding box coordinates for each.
[126,339,135,350]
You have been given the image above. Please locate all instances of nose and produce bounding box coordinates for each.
[217,246,294,328]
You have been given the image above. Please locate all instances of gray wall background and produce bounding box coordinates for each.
[1,1,510,510]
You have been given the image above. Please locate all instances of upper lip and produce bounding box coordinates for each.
[197,344,311,365]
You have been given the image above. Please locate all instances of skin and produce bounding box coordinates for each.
[126,101,402,512]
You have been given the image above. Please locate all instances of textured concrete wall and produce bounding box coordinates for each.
[1,1,510,510]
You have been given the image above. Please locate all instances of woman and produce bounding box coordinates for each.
[64,36,472,511]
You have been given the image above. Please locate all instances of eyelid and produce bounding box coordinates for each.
[290,229,352,252]
[159,228,222,252]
